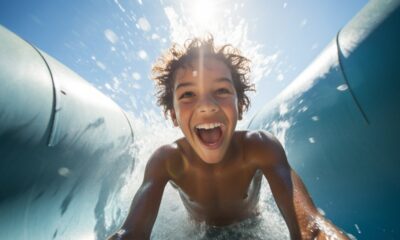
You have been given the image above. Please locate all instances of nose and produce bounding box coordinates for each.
[197,94,218,114]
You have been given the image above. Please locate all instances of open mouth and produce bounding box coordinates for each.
[195,122,224,147]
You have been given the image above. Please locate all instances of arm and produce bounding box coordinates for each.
[108,146,171,240]
[254,131,348,240]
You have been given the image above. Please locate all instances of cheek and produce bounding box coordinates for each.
[220,97,239,111]
[177,102,193,113]
[174,103,193,122]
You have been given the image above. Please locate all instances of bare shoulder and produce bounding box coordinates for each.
[242,130,283,152]
[242,130,288,169]
[242,130,279,144]
[151,142,181,160]
[144,142,181,182]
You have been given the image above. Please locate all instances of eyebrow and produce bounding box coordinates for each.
[175,82,194,91]
[216,77,234,84]
[175,77,233,91]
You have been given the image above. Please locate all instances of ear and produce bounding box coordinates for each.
[170,109,179,127]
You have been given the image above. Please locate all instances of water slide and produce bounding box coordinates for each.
[248,0,400,238]
[0,0,399,239]
[0,25,135,239]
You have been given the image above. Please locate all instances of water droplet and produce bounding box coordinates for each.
[311,116,319,121]
[337,84,348,91]
[132,72,141,80]
[317,207,325,216]
[104,29,119,44]
[58,167,70,177]
[137,17,151,32]
[279,103,288,116]
[354,224,362,234]
[298,106,308,113]
[138,50,148,60]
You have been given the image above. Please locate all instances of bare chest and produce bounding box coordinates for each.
[171,166,263,223]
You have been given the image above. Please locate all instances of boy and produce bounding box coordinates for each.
[108,37,349,240]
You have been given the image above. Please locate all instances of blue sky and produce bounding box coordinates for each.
[0,0,368,125]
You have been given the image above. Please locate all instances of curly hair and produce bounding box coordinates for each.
[151,35,254,119]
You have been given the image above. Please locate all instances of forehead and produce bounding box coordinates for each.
[174,57,232,84]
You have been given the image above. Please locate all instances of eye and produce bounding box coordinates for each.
[216,88,231,95]
[179,91,195,99]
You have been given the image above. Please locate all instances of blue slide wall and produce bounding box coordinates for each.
[0,25,135,239]
[248,0,400,238]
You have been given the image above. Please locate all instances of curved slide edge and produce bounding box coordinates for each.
[0,26,134,240]
[248,0,400,238]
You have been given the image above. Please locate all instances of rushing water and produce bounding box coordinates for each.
[106,112,290,239]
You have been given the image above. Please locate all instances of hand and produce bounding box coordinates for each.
[307,217,349,240]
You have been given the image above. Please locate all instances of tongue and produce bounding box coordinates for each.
[198,127,222,145]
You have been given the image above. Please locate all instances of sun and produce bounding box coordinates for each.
[170,0,230,43]
[186,0,224,32]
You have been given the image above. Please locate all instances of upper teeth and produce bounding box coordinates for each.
[196,122,222,130]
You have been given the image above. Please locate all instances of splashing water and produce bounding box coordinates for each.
[101,110,289,239]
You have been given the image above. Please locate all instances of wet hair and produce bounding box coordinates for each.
[151,35,254,119]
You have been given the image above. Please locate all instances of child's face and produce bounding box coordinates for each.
[170,57,239,164]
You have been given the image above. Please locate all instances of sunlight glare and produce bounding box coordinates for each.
[188,0,219,30]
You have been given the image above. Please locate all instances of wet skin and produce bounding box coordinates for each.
[171,133,264,226]
[108,58,349,240]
